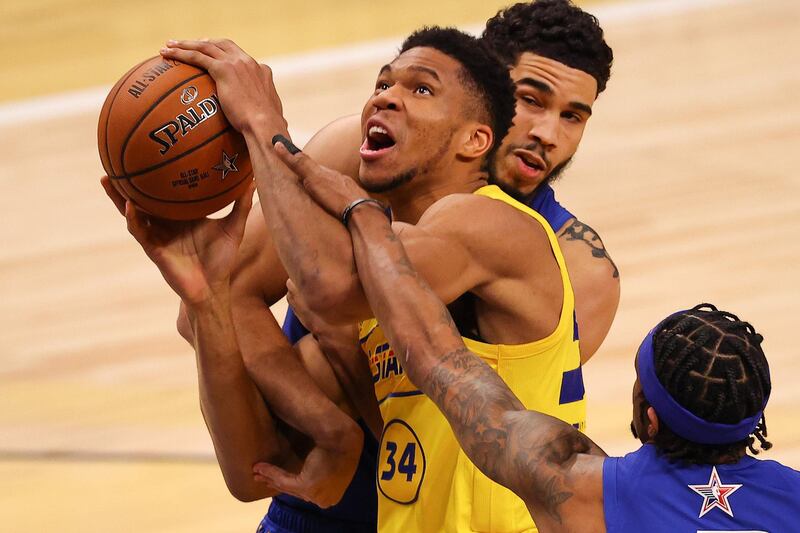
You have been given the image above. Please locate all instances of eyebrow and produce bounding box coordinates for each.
[517,77,552,94]
[569,101,593,117]
[407,65,441,83]
[377,63,441,83]
[516,77,593,116]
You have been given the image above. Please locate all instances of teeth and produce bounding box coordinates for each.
[369,125,388,136]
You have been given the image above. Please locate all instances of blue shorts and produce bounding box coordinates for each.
[256,500,375,533]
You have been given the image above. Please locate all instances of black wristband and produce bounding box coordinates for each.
[340,198,391,227]
[271,134,301,155]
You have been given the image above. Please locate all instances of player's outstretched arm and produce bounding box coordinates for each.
[228,116,371,478]
[230,268,367,508]
[345,204,608,532]
[172,110,371,482]
[101,177,285,502]
[103,175,362,506]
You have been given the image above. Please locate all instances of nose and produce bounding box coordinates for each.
[371,86,403,112]
[528,112,558,150]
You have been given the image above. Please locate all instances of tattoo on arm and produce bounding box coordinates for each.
[559,219,619,278]
[508,420,602,523]
[423,347,605,524]
[425,347,519,481]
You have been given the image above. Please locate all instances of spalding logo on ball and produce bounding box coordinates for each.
[98,56,253,220]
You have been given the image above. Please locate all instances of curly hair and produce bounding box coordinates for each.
[649,304,772,464]
[482,0,613,94]
[400,27,516,162]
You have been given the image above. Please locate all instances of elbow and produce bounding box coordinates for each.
[301,273,361,320]
[221,456,283,502]
[226,480,274,503]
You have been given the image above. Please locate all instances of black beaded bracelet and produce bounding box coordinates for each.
[340,198,391,227]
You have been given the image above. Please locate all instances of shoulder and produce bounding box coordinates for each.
[304,114,362,178]
[230,201,288,304]
[556,217,618,278]
[556,216,620,283]
[420,191,549,240]
[755,458,800,484]
[414,190,553,275]
[603,446,660,495]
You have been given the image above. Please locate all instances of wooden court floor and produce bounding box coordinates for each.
[1,0,799,530]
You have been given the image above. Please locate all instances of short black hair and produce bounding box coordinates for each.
[400,27,516,162]
[482,0,613,94]
[650,304,772,464]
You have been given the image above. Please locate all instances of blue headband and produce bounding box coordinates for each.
[636,312,768,445]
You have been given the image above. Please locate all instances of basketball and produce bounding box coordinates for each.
[97,56,253,220]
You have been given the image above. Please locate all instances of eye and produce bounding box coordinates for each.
[563,112,583,123]
[376,81,390,92]
[415,85,432,95]
[520,95,542,108]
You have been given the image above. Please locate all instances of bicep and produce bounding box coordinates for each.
[396,221,488,305]
[320,219,484,323]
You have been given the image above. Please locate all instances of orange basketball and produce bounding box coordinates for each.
[98,56,253,220]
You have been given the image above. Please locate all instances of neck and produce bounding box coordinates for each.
[715,447,748,464]
[387,170,488,223]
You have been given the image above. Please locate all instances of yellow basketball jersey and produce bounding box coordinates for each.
[359,185,585,533]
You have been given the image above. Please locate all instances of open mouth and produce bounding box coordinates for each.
[367,125,396,151]
[517,153,544,171]
[513,150,547,176]
[361,123,397,160]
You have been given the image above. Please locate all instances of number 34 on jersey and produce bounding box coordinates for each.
[378,419,427,504]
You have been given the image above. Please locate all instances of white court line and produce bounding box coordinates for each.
[0,0,751,128]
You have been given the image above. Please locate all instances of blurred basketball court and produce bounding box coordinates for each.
[1,0,798,530]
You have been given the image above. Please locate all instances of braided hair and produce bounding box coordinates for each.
[648,304,772,464]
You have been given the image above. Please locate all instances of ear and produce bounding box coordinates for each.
[456,123,493,161]
[646,406,660,439]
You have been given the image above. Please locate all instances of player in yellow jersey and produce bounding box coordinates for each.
[353,184,582,532]
[157,2,616,531]
[162,26,594,533]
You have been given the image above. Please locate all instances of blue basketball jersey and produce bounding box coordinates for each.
[527,183,574,232]
[266,183,575,531]
[603,444,800,532]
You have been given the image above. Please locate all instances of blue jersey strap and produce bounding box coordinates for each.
[526,183,574,231]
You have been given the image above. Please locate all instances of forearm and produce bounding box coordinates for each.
[242,124,359,311]
[315,333,383,439]
[348,207,605,518]
[233,298,362,449]
[187,290,283,502]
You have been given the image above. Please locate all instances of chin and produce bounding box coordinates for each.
[358,168,391,190]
